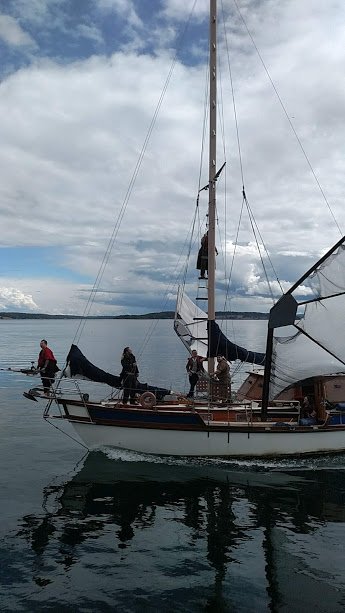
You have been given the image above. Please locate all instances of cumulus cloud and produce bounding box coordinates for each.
[0,0,344,314]
[0,14,36,48]
[96,0,142,28]
[160,0,208,21]
[0,287,38,311]
[0,278,93,315]
[7,0,64,26]
[76,24,104,46]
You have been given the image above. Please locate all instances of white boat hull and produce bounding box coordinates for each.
[69,420,345,457]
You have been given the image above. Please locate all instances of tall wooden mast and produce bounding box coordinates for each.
[208,0,217,374]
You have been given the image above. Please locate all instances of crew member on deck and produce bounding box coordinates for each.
[196,231,218,279]
[120,347,139,404]
[37,339,59,395]
[186,350,206,398]
[300,396,317,425]
[213,355,230,402]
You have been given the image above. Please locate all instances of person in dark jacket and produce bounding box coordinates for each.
[213,355,230,402]
[120,347,139,404]
[299,396,317,425]
[186,350,206,398]
[196,232,208,279]
[196,231,218,279]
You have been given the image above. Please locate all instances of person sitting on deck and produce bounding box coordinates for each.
[299,396,317,425]
[120,347,139,405]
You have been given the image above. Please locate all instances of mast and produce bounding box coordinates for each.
[261,328,273,420]
[208,0,217,374]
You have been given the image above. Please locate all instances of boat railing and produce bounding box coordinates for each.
[195,377,232,402]
[43,377,120,407]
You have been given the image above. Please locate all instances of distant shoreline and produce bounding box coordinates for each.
[0,311,269,321]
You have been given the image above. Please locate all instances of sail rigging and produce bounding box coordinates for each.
[264,238,345,402]
[174,287,265,364]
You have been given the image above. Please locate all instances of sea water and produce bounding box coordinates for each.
[0,319,345,612]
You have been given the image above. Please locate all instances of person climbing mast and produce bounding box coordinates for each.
[196,230,218,279]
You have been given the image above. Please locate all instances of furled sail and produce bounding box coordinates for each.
[66,345,122,387]
[208,320,265,364]
[66,345,171,400]
[174,287,266,364]
[268,238,345,399]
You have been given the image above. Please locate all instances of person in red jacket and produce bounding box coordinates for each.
[37,339,59,394]
[186,350,206,398]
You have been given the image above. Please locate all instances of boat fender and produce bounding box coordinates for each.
[139,391,157,409]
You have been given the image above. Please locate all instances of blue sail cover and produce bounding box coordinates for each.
[67,345,122,387]
[66,345,171,400]
[208,321,266,365]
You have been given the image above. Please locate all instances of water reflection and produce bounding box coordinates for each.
[16,454,345,611]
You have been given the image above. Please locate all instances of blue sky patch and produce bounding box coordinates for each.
[0,247,92,283]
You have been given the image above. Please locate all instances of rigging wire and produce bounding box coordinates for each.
[220,0,342,344]
[131,61,210,362]
[222,193,245,322]
[136,57,211,359]
[243,189,284,297]
[221,0,246,188]
[44,417,89,450]
[137,213,201,359]
[219,0,282,338]
[232,0,343,237]
[217,58,228,278]
[70,0,200,350]
[137,203,208,359]
[219,0,250,347]
[142,41,212,359]
[182,58,211,293]
[220,8,251,355]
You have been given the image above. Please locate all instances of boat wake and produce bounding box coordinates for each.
[102,446,345,471]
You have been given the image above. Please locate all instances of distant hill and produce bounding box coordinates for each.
[0,311,269,320]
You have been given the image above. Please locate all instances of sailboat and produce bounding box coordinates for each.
[24,1,345,457]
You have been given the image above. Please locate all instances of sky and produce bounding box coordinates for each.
[0,0,344,315]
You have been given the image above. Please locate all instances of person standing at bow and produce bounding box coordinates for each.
[37,339,59,395]
[120,347,139,404]
[186,349,205,398]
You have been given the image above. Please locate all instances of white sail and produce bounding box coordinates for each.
[270,240,345,399]
[174,287,208,357]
